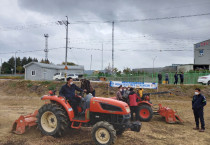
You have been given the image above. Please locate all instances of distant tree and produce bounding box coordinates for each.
[113,68,118,74]
[21,57,28,66]
[1,62,11,74]
[8,57,15,68]
[116,70,122,76]
[40,59,50,64]
[16,66,23,74]
[123,67,131,75]
[33,58,38,62]
[27,57,33,64]
[62,62,76,66]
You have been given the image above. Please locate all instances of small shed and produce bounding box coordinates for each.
[24,62,84,81]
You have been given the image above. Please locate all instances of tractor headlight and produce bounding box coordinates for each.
[126,107,130,113]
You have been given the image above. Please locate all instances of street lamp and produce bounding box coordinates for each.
[15,50,21,75]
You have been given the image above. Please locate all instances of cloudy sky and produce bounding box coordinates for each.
[0,0,210,71]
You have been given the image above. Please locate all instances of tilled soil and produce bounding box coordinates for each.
[0,80,210,145]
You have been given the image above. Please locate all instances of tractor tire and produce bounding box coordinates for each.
[36,103,68,137]
[91,121,116,145]
[138,105,153,122]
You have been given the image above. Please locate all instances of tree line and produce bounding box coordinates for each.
[1,57,38,74]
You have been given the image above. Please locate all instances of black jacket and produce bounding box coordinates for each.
[59,83,83,101]
[192,94,206,110]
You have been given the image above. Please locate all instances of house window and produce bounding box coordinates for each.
[32,70,36,76]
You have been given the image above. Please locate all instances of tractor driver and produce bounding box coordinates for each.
[59,77,86,116]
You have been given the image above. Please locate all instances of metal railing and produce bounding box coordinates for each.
[85,72,210,84]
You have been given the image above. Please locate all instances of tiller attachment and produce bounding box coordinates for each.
[158,104,183,123]
[12,110,38,134]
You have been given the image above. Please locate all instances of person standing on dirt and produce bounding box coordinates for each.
[180,72,184,85]
[165,73,169,84]
[59,77,86,116]
[128,88,141,121]
[158,73,162,84]
[122,86,130,103]
[174,72,178,85]
[192,88,206,132]
[116,85,123,101]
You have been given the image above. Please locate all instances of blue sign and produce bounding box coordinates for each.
[110,81,158,89]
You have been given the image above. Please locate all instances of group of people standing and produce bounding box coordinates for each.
[158,72,184,85]
[116,85,143,121]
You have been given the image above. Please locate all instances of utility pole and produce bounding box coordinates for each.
[101,43,103,70]
[44,34,49,61]
[90,54,92,70]
[112,21,114,74]
[58,16,70,81]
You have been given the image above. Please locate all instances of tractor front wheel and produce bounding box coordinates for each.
[91,121,116,145]
[36,103,68,137]
[138,105,153,122]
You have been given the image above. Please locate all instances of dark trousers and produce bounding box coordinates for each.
[180,79,184,84]
[68,98,79,116]
[130,106,138,121]
[158,79,162,84]
[174,79,178,85]
[193,109,205,129]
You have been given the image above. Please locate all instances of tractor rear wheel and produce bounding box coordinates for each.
[91,121,116,145]
[36,103,68,137]
[138,105,153,122]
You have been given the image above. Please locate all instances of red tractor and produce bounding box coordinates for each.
[12,92,141,145]
[112,91,183,123]
[136,92,183,123]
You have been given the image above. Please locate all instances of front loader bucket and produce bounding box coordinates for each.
[12,110,38,134]
[158,104,183,123]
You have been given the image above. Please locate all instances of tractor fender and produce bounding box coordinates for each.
[41,95,74,121]
[138,101,153,107]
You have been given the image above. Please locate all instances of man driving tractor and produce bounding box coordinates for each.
[59,77,86,116]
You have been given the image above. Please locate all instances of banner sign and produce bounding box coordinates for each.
[110,81,158,89]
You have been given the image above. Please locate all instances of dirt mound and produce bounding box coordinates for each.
[0,80,210,98]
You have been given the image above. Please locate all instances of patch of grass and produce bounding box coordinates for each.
[9,82,17,87]
[41,81,52,85]
[27,83,33,88]
[48,84,57,90]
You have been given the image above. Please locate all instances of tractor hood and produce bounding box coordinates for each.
[89,97,130,115]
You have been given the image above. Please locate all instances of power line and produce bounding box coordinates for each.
[69,12,210,24]
[0,47,65,55]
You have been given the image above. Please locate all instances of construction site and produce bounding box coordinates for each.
[0,79,209,145]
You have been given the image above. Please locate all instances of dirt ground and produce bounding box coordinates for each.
[0,80,210,145]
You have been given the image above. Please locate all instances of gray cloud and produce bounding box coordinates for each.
[0,0,210,70]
